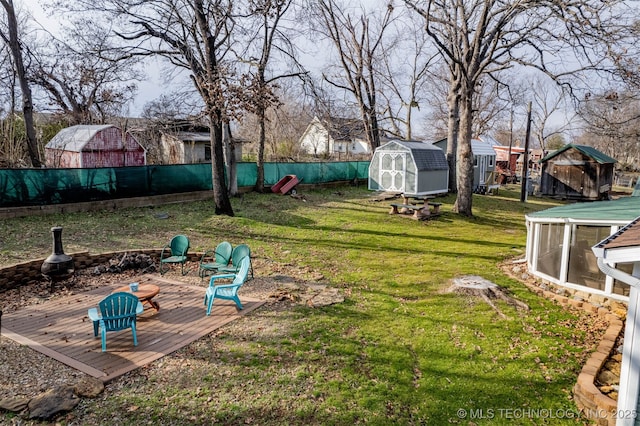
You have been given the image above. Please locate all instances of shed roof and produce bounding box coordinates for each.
[540,144,617,164]
[433,138,497,157]
[45,124,115,152]
[527,196,640,221]
[378,140,448,171]
[471,139,497,156]
[174,132,211,142]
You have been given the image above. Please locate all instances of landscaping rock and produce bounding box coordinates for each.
[28,385,79,420]
[597,370,618,386]
[74,377,104,398]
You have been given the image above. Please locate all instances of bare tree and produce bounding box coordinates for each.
[241,0,304,193]
[236,86,312,161]
[529,75,575,152]
[29,20,141,125]
[377,10,439,140]
[578,90,640,169]
[54,0,257,216]
[312,0,394,153]
[405,0,633,216]
[0,0,41,167]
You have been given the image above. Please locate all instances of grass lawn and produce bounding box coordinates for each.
[0,186,602,425]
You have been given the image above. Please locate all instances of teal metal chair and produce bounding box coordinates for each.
[198,241,233,279]
[159,234,190,275]
[88,292,143,352]
[218,243,253,279]
[204,256,251,315]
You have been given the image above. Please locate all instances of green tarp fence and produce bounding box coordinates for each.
[0,161,370,207]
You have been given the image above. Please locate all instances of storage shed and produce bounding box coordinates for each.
[433,137,499,193]
[538,144,616,201]
[368,139,449,196]
[45,124,146,168]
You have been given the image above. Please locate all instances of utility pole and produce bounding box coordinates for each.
[520,102,532,202]
[508,108,514,182]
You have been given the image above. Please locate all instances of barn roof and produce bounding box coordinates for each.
[45,125,115,152]
[540,144,617,164]
[527,195,640,221]
[378,140,448,171]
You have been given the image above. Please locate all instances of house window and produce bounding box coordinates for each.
[474,157,478,167]
[205,145,211,161]
[489,157,494,167]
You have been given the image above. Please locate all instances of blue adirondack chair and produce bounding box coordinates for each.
[198,241,233,279]
[159,234,190,275]
[203,256,251,315]
[218,244,254,279]
[88,292,143,352]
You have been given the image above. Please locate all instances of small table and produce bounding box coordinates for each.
[401,195,440,216]
[114,283,161,311]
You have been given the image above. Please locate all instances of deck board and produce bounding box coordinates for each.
[1,274,264,382]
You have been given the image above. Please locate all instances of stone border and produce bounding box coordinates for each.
[0,250,206,293]
[506,266,623,426]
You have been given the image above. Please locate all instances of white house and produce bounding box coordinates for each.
[298,116,371,157]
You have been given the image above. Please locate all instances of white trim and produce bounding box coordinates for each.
[618,284,640,426]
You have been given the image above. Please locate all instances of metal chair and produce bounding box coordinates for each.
[218,243,253,279]
[198,241,233,279]
[159,234,190,275]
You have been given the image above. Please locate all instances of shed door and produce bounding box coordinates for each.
[379,152,406,192]
[477,155,488,185]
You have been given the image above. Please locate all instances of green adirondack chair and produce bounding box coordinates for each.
[88,292,143,352]
[203,256,251,315]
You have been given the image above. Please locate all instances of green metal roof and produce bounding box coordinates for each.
[539,144,617,164]
[527,196,640,221]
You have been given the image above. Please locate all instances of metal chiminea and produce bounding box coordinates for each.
[41,226,74,283]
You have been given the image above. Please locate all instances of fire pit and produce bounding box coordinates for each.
[41,226,74,290]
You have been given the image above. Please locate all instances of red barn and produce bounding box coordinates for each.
[45,124,146,168]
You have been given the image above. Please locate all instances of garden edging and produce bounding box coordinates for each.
[503,263,623,426]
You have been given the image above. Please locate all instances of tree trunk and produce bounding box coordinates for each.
[209,114,234,216]
[255,107,266,193]
[446,69,461,192]
[453,88,474,216]
[223,123,237,196]
[2,0,41,167]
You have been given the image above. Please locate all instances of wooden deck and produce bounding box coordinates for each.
[0,274,264,382]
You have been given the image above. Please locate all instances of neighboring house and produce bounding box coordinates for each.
[368,139,449,196]
[538,144,616,201]
[160,129,243,164]
[299,116,371,157]
[433,137,499,193]
[45,124,146,168]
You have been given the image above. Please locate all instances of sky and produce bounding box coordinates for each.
[24,0,169,116]
[21,0,572,140]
